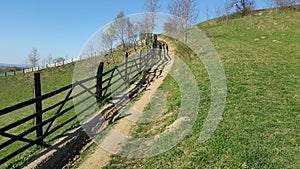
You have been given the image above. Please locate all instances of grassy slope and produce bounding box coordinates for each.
[0,63,78,169]
[104,12,300,168]
[0,48,144,168]
[0,63,76,132]
[0,63,74,109]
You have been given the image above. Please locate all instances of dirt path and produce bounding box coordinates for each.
[76,39,175,169]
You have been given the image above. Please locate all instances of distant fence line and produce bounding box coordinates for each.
[0,58,80,77]
[25,58,81,73]
[1,33,160,77]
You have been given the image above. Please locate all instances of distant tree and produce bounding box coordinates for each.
[113,12,140,52]
[102,25,116,63]
[47,53,53,65]
[269,0,299,10]
[163,20,178,34]
[137,18,152,47]
[227,0,255,16]
[126,20,139,51]
[144,0,160,32]
[215,2,232,24]
[278,0,298,7]
[54,57,65,63]
[65,54,69,61]
[140,16,151,35]
[114,12,129,51]
[87,45,95,58]
[168,0,199,41]
[28,48,40,67]
[42,58,47,66]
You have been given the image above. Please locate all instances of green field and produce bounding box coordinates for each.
[0,47,149,168]
[103,11,300,168]
[0,63,79,169]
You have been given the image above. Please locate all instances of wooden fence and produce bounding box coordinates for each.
[0,40,169,165]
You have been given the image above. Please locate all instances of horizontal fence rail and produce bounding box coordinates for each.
[0,35,169,165]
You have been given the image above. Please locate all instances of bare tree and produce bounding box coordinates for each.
[126,21,140,51]
[42,58,46,67]
[277,0,298,7]
[140,18,151,35]
[47,53,53,65]
[102,25,116,63]
[137,16,152,47]
[65,54,69,61]
[114,12,129,51]
[144,0,160,32]
[215,5,224,21]
[225,1,233,23]
[272,0,299,11]
[168,0,199,41]
[28,48,40,67]
[215,1,232,24]
[227,0,255,16]
[164,19,180,35]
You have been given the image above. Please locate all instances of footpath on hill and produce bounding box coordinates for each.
[72,38,176,169]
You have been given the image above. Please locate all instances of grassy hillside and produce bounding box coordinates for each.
[0,63,78,169]
[0,48,142,168]
[103,11,300,168]
[0,64,74,109]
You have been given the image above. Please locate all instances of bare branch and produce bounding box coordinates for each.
[167,0,199,41]
[28,48,40,67]
[144,0,160,32]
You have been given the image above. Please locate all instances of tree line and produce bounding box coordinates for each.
[27,48,69,67]
[227,0,299,16]
[27,0,300,67]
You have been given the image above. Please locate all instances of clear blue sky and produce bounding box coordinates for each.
[0,0,268,65]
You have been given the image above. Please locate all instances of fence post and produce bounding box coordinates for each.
[159,43,162,60]
[139,50,143,72]
[33,73,43,145]
[14,70,16,75]
[152,40,157,60]
[23,69,25,74]
[124,52,129,86]
[96,62,104,103]
[4,72,7,76]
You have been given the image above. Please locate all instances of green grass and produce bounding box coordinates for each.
[0,57,115,168]
[0,46,155,168]
[0,63,79,169]
[103,11,300,168]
